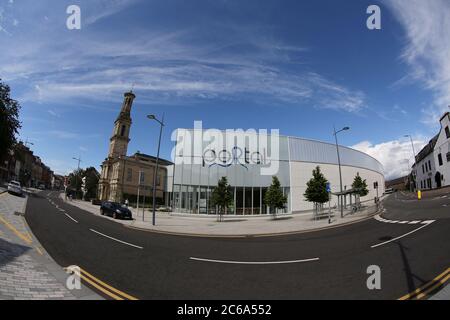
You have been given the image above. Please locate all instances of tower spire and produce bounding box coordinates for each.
[108,91,136,158]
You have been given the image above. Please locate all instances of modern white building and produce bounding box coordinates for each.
[167,129,385,215]
[433,112,450,188]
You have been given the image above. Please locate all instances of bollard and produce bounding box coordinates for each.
[417,190,422,200]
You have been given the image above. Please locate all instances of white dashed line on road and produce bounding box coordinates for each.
[64,213,78,223]
[89,229,143,249]
[189,257,320,265]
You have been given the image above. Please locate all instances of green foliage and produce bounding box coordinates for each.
[352,173,369,197]
[84,167,100,199]
[67,167,99,199]
[0,79,21,161]
[210,177,233,214]
[68,169,84,199]
[264,176,287,214]
[304,166,330,204]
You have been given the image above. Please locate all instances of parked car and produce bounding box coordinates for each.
[157,206,172,212]
[38,184,45,190]
[100,201,132,219]
[7,181,23,196]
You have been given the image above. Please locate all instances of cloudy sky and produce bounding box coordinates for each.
[0,0,449,179]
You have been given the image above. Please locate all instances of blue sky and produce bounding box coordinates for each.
[1,0,449,179]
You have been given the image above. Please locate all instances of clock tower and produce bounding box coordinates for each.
[108,91,135,158]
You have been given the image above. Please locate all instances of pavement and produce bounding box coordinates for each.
[0,190,101,300]
[22,190,450,300]
[60,193,381,237]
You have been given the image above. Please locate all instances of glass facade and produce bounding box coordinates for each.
[170,129,291,215]
[168,129,384,215]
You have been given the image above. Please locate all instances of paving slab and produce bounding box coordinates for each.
[0,191,102,300]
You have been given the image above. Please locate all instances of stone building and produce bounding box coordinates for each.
[97,91,172,205]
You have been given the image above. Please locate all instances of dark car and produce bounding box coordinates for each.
[100,201,132,220]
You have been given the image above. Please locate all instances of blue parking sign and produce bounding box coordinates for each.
[326,183,331,193]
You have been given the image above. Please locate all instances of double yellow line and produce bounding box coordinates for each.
[399,267,450,300]
[74,267,139,300]
[0,215,33,244]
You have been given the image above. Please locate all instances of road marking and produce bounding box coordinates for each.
[421,220,435,224]
[189,257,320,265]
[64,213,78,223]
[78,267,138,300]
[371,222,434,248]
[408,221,421,224]
[399,268,450,300]
[89,229,143,249]
[0,215,33,244]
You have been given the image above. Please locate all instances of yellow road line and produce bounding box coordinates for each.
[79,274,124,300]
[78,267,138,300]
[0,215,33,244]
[399,267,450,300]
[415,274,450,300]
[35,246,44,255]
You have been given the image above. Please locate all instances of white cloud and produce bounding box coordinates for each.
[84,0,140,25]
[385,0,450,127]
[0,2,366,112]
[352,137,426,180]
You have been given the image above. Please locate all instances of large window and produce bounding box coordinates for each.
[438,153,443,166]
[127,168,132,182]
[445,126,450,139]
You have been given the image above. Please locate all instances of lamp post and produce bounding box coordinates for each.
[404,135,417,192]
[333,126,350,218]
[147,114,165,226]
[72,156,82,199]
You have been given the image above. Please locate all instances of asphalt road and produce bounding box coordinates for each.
[25,191,450,299]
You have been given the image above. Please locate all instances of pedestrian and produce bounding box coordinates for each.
[125,199,129,207]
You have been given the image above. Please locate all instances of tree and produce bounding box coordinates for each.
[352,173,369,197]
[68,169,84,199]
[210,177,233,221]
[264,176,287,218]
[304,166,330,213]
[83,167,100,200]
[0,79,21,162]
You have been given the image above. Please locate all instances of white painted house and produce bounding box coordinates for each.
[433,112,450,188]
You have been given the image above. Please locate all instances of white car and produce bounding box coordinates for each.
[7,180,23,196]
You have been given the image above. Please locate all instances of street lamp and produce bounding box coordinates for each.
[404,135,417,192]
[333,126,350,218]
[147,114,165,226]
[72,156,82,199]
